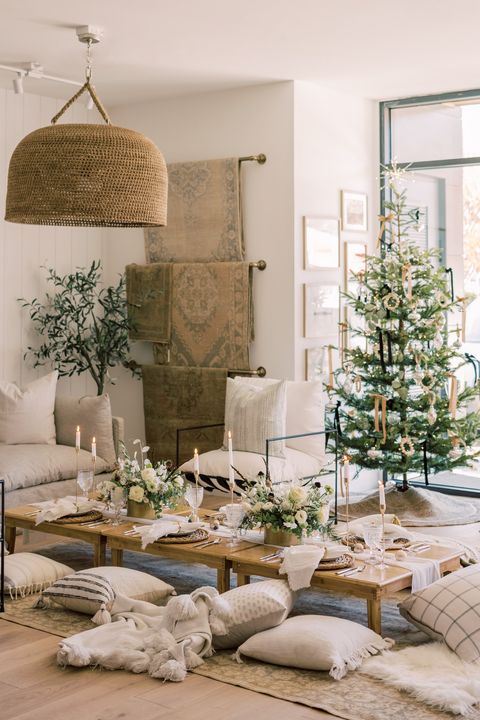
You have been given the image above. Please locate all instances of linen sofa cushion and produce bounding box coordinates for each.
[4,552,73,599]
[233,377,326,461]
[0,371,57,445]
[0,444,110,493]
[237,615,392,679]
[55,394,116,466]
[180,447,323,492]
[222,378,287,458]
[399,564,480,663]
[213,579,294,650]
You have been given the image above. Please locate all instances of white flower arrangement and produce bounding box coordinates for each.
[97,439,185,518]
[240,473,335,540]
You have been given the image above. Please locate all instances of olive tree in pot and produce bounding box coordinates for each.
[19,260,137,395]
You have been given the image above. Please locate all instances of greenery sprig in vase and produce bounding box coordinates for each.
[240,473,335,541]
[98,440,185,518]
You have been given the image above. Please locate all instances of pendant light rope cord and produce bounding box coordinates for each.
[51,80,111,125]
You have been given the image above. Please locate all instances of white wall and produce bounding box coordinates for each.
[0,88,105,398]
[293,81,377,380]
[103,81,296,443]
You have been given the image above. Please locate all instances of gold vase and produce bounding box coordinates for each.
[127,499,156,520]
[263,527,299,547]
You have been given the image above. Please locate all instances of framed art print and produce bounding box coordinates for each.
[303,216,340,269]
[305,347,325,381]
[304,283,340,338]
[344,241,367,291]
[341,190,368,232]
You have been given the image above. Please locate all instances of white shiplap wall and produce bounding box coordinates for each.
[0,88,105,396]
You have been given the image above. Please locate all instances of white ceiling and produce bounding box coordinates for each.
[1,0,480,106]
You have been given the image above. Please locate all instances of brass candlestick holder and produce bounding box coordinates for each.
[75,446,80,508]
[378,504,387,569]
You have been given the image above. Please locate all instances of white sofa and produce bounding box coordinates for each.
[1,395,123,509]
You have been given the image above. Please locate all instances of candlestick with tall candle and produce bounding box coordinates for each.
[91,436,97,497]
[378,480,386,569]
[343,455,351,545]
[75,425,80,506]
[228,430,235,506]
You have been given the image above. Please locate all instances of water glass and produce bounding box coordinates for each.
[363,524,383,565]
[77,470,94,499]
[224,503,245,546]
[111,487,125,526]
[185,485,204,522]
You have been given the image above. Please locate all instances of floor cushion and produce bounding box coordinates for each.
[4,552,73,598]
[399,564,480,663]
[213,579,294,650]
[237,614,393,679]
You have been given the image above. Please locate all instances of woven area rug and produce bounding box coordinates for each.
[2,542,475,718]
[340,485,480,526]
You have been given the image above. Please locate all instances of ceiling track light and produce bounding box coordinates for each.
[5,25,167,228]
[12,73,24,94]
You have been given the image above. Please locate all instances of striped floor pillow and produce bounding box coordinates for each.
[34,571,115,624]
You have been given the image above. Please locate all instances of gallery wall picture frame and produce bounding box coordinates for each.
[344,240,368,291]
[341,190,368,232]
[305,347,325,381]
[304,283,340,338]
[303,216,340,269]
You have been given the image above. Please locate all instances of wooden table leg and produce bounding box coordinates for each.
[110,548,124,567]
[217,567,230,593]
[5,525,16,554]
[367,595,382,635]
[236,573,250,586]
[94,538,107,567]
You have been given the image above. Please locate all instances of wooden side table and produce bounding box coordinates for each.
[5,506,108,566]
[230,543,462,634]
[103,524,258,593]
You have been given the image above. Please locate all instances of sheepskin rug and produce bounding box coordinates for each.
[361,642,480,716]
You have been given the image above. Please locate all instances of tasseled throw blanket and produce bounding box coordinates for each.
[57,587,232,682]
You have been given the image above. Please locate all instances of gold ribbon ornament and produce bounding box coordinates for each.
[371,393,387,444]
[377,213,395,247]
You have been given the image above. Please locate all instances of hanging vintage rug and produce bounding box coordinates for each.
[144,157,244,263]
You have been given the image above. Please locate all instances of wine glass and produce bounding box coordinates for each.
[111,487,125,526]
[363,524,383,565]
[185,485,204,522]
[77,470,94,500]
[224,504,245,546]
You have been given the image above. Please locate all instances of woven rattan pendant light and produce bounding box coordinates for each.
[5,29,167,227]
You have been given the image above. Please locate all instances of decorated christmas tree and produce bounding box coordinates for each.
[332,168,480,488]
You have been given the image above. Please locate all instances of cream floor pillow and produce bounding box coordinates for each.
[237,615,393,679]
[213,579,294,650]
[4,552,73,599]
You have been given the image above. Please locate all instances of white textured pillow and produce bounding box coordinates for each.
[399,564,480,663]
[4,552,73,599]
[55,394,116,465]
[233,377,325,461]
[213,579,294,650]
[0,371,58,444]
[82,566,175,605]
[223,378,287,458]
[237,615,392,679]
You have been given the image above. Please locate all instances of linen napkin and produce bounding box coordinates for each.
[383,555,441,592]
[279,545,325,591]
[133,518,204,549]
[32,496,102,525]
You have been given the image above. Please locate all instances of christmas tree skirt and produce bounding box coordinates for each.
[339,485,480,526]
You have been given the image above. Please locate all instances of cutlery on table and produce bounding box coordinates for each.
[260,550,283,562]
[410,544,430,553]
[336,564,366,577]
[194,538,222,550]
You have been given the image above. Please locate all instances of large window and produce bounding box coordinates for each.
[380,90,480,347]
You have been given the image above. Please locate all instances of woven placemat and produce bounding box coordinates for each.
[155,528,209,544]
[53,510,103,525]
[341,535,410,551]
[316,554,354,571]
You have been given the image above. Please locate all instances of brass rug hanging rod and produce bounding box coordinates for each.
[228,367,266,377]
[239,154,267,164]
[249,260,267,270]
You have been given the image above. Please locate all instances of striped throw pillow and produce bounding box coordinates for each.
[37,571,116,622]
[223,378,287,458]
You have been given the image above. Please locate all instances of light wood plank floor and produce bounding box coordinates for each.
[2,522,335,719]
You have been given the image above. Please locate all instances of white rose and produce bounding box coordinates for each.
[129,485,145,502]
[141,467,156,483]
[263,501,274,511]
[145,478,158,492]
[242,501,252,513]
[252,502,264,513]
[288,486,307,505]
[316,505,330,524]
[295,509,308,525]
[283,521,297,529]
[173,476,184,488]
